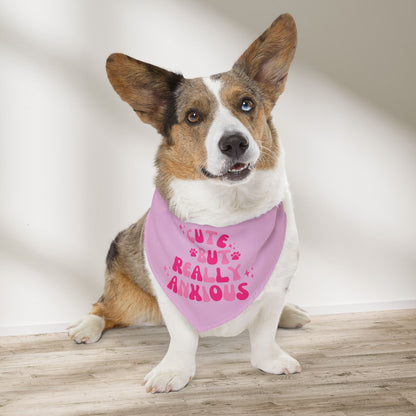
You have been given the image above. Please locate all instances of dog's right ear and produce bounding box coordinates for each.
[106,53,184,137]
[232,14,297,112]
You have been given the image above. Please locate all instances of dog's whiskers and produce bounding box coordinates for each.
[258,144,276,163]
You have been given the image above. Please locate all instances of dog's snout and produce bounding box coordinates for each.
[218,134,249,159]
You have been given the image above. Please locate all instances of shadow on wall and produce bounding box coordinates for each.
[0,226,97,294]
[280,65,416,305]
[200,0,416,132]
[0,1,159,325]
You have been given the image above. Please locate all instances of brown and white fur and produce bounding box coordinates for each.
[69,14,310,393]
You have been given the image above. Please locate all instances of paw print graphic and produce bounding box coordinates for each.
[189,248,197,257]
[231,251,241,260]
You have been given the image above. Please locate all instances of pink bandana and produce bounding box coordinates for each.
[144,189,287,333]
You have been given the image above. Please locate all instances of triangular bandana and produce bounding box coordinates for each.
[144,189,287,333]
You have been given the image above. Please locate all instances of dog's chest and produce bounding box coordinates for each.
[143,200,298,338]
[144,168,299,337]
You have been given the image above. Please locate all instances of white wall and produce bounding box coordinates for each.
[1,0,415,335]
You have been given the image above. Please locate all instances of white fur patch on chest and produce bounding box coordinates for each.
[169,162,288,227]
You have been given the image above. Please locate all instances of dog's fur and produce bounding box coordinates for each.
[69,13,310,393]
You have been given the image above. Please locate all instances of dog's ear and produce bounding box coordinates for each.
[233,14,297,111]
[106,53,184,136]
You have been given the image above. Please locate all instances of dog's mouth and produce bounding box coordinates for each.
[201,162,253,182]
[225,162,252,181]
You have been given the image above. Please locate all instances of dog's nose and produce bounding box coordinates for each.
[218,134,249,159]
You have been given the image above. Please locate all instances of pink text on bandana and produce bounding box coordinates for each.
[144,189,287,333]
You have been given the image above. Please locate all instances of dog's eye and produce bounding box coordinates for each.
[241,98,254,112]
[186,111,201,124]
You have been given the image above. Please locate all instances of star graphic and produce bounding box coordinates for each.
[245,270,250,277]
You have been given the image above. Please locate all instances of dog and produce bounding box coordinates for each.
[69,13,310,393]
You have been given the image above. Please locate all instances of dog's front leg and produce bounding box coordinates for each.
[249,290,302,375]
[143,295,199,393]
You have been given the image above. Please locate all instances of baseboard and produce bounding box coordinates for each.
[1,299,415,337]
[0,322,72,337]
[302,299,416,316]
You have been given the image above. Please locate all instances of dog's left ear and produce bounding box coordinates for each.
[233,13,297,111]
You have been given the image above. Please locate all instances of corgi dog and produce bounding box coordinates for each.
[69,13,310,393]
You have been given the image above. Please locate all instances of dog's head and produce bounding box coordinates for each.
[106,14,296,188]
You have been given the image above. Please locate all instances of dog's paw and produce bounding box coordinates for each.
[68,314,105,344]
[252,350,301,375]
[278,303,311,329]
[143,360,195,393]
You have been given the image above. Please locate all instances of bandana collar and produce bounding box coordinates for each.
[144,189,287,333]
